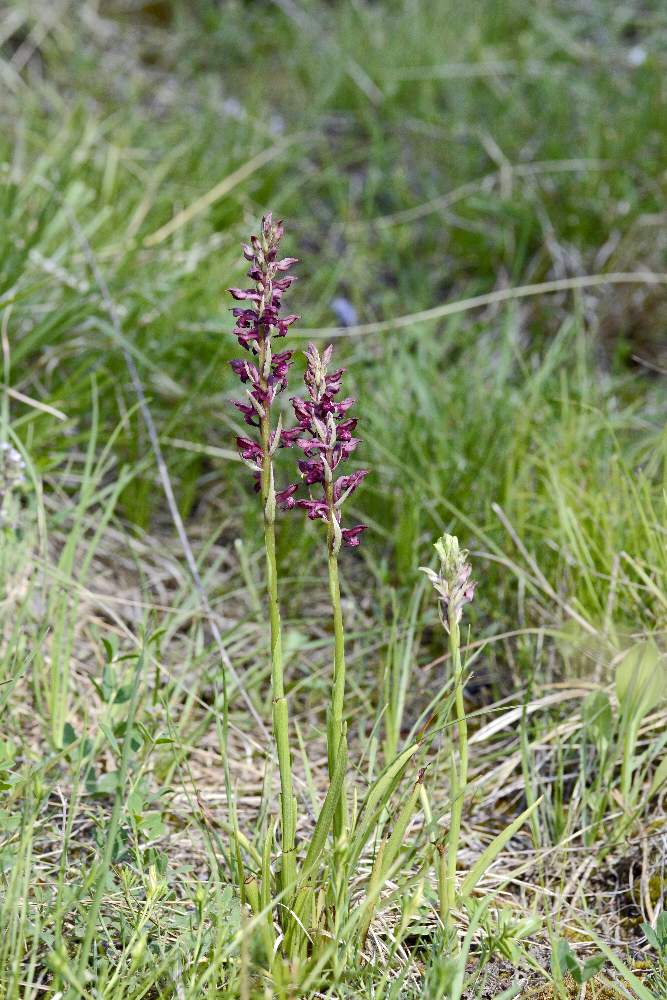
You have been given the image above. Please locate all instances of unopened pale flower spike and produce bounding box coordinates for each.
[420,533,476,632]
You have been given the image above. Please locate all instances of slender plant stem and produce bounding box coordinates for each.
[259,340,297,899]
[444,614,467,938]
[437,842,448,927]
[76,650,144,982]
[326,485,348,841]
[620,718,638,809]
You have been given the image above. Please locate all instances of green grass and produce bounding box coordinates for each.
[1,0,667,996]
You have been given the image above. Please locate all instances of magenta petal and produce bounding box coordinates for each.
[278,427,301,448]
[276,483,299,510]
[236,436,263,462]
[334,469,369,501]
[228,288,261,302]
[341,524,366,547]
[232,400,259,426]
[230,359,259,384]
[296,499,329,521]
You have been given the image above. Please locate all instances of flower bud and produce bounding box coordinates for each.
[420,534,475,632]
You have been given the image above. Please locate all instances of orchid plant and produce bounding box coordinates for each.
[421,535,475,938]
[290,343,367,840]
[227,218,537,983]
[228,216,369,957]
[229,213,301,899]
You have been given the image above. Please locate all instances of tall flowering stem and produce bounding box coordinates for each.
[229,214,300,897]
[421,534,475,938]
[291,344,367,839]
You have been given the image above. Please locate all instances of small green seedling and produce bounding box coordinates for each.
[553,938,605,986]
[642,913,667,969]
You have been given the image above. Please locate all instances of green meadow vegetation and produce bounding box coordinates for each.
[1,1,667,996]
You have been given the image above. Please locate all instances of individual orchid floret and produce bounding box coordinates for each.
[420,534,475,633]
[290,343,367,552]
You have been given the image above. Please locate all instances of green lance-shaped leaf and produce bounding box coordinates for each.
[581,690,613,746]
[283,882,315,960]
[350,740,421,867]
[299,724,348,884]
[649,755,667,800]
[283,731,348,957]
[359,839,386,946]
[615,639,665,722]
[460,796,543,899]
[244,876,275,965]
[359,770,424,943]
[261,818,276,913]
[377,771,424,880]
[273,695,297,895]
[584,929,657,1000]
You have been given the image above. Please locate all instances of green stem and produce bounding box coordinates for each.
[620,718,637,810]
[437,843,448,927]
[444,615,467,939]
[259,345,296,900]
[77,650,144,982]
[326,490,348,842]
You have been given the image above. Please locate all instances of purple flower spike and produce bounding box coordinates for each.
[291,343,368,552]
[229,216,301,500]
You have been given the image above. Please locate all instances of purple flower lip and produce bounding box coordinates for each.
[276,483,299,510]
[228,288,262,302]
[296,498,329,521]
[233,400,260,427]
[237,436,263,464]
[278,427,301,448]
[341,525,366,547]
[336,417,357,439]
[298,459,325,485]
[334,469,368,503]
[297,438,328,454]
[230,359,259,383]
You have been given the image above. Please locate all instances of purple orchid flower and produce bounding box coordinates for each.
[229,215,302,488]
[290,343,368,551]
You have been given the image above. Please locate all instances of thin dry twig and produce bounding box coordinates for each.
[295,272,667,339]
[143,135,306,247]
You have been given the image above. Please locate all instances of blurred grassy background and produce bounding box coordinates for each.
[1,0,666,659]
[2,5,667,994]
